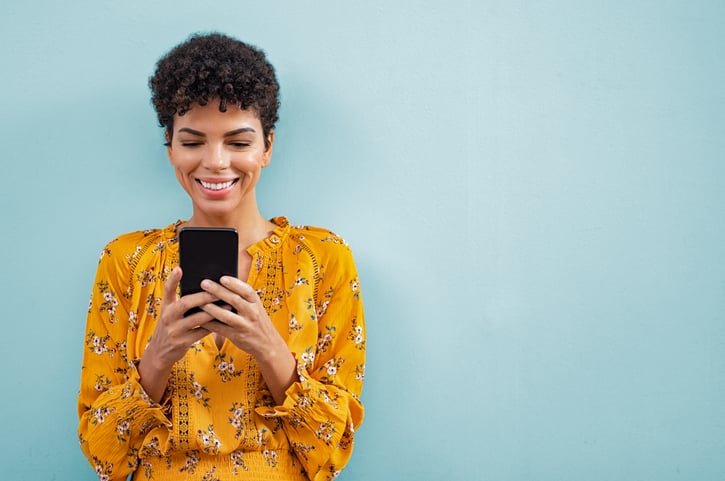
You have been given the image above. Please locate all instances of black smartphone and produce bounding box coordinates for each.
[178,227,238,316]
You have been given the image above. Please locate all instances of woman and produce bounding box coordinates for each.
[77,33,365,481]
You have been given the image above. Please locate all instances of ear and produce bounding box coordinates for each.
[262,130,275,167]
[165,129,172,160]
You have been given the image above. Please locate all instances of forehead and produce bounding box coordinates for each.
[174,102,262,132]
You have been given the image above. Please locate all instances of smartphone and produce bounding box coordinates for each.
[178,227,238,316]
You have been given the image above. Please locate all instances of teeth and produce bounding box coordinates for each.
[200,180,235,191]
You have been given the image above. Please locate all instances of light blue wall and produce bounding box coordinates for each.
[1,1,723,480]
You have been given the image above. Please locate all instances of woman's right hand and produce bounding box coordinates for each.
[137,266,217,402]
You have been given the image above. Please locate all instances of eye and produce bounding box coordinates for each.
[230,141,251,148]
[180,141,203,148]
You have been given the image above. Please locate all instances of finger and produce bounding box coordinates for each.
[201,302,238,325]
[199,280,248,312]
[219,276,260,302]
[163,266,183,308]
[197,318,232,335]
[176,291,219,328]
[179,290,219,311]
[179,310,216,330]
[205,289,255,322]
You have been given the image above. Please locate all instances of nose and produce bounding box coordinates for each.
[203,144,230,171]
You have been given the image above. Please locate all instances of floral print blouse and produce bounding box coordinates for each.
[77,217,365,481]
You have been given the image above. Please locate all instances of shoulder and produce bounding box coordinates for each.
[96,223,178,271]
[285,223,358,275]
[288,224,353,255]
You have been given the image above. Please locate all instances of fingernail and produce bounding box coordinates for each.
[201,279,212,288]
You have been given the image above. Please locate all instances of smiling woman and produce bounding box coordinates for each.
[76,33,366,481]
[168,105,273,225]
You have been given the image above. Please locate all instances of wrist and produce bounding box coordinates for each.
[255,337,293,368]
[255,340,297,405]
[138,346,172,403]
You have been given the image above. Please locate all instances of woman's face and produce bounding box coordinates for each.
[167,102,273,222]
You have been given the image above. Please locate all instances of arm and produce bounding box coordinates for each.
[138,267,217,402]
[196,234,366,480]
[77,240,172,480]
[257,245,366,481]
[77,240,216,480]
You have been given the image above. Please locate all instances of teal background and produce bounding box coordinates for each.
[1,1,724,480]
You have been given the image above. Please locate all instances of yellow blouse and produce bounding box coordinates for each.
[77,217,365,481]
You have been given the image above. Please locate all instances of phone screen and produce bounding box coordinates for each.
[178,227,238,315]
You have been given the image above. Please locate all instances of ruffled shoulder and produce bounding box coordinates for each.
[96,221,180,270]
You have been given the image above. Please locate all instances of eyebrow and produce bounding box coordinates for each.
[177,127,257,137]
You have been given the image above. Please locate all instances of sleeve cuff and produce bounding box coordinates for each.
[254,358,314,418]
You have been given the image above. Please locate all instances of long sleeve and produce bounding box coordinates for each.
[77,236,173,481]
[256,232,366,481]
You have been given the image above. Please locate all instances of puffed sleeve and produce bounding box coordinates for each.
[77,238,172,481]
[256,239,366,481]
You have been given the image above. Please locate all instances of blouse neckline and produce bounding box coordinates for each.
[163,216,291,255]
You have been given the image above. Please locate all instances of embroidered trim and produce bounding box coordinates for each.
[173,355,191,450]
[290,234,320,303]
[258,249,281,313]
[243,353,259,449]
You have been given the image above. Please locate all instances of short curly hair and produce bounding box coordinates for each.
[149,32,280,146]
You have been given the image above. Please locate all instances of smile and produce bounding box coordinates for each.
[197,179,238,191]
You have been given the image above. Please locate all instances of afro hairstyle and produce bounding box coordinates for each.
[149,32,280,146]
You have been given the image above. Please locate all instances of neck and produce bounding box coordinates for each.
[186,202,275,252]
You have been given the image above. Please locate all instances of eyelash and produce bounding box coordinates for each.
[179,142,250,148]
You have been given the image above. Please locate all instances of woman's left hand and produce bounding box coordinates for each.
[200,276,297,404]
[200,276,282,358]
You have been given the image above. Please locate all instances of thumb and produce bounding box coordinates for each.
[163,266,182,306]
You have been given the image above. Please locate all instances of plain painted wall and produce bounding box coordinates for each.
[1,1,723,480]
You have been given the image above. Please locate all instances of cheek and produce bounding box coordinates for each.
[169,151,196,173]
[235,157,264,176]
[169,156,196,193]
[237,155,261,168]
[173,167,195,195]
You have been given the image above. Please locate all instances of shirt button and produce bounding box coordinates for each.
[270,235,280,244]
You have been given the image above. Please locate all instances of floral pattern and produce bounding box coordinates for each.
[190,372,211,407]
[197,425,223,454]
[78,217,365,481]
[228,402,247,439]
[212,353,243,383]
